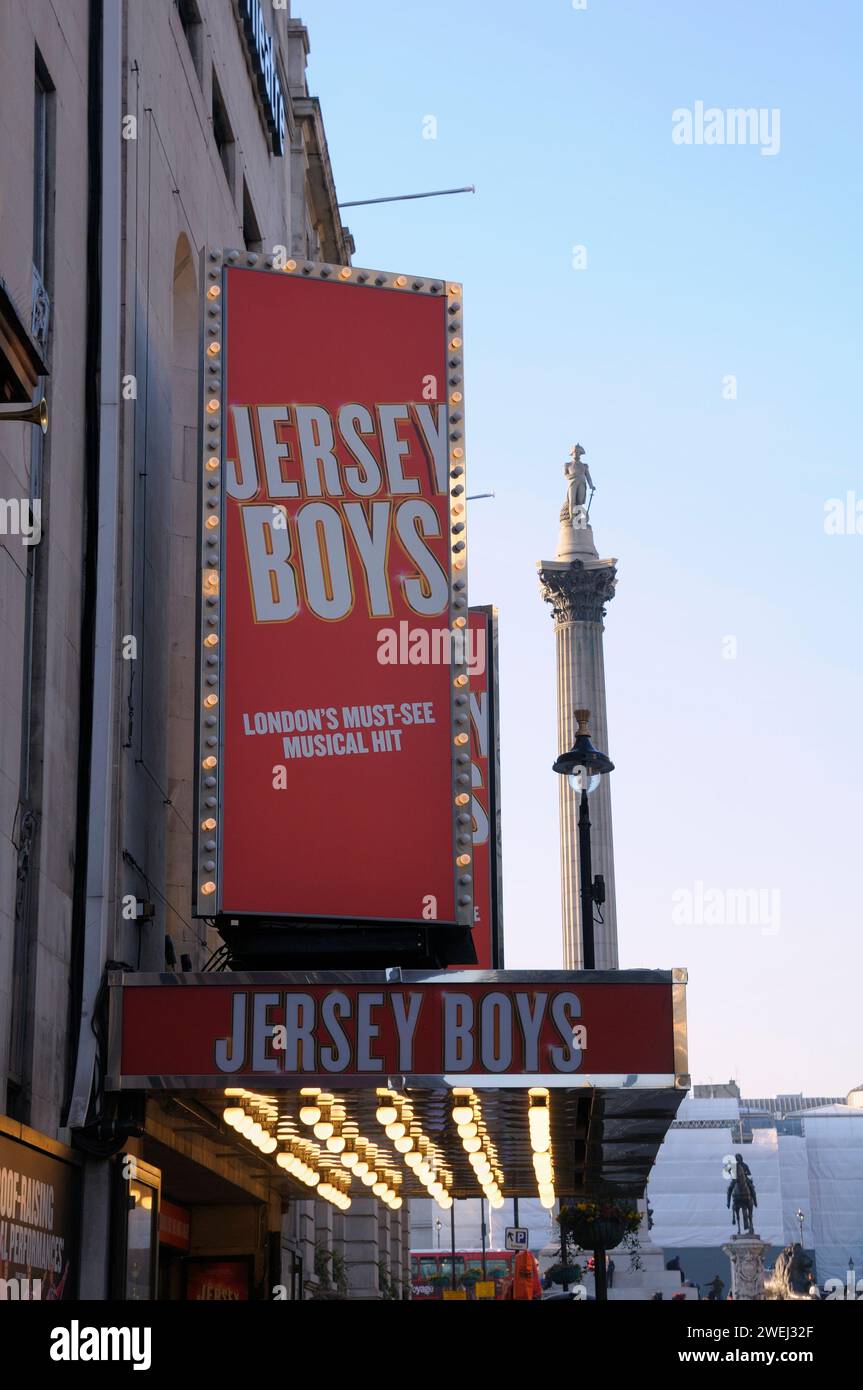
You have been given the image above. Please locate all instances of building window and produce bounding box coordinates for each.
[175,0,203,81]
[242,180,262,252]
[211,71,235,193]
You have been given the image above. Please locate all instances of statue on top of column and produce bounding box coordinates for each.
[555,444,598,561]
[562,444,594,529]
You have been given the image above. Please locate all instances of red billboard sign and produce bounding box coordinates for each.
[194,254,472,929]
[108,971,684,1087]
[466,607,503,968]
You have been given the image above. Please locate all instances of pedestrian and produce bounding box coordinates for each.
[512,1248,542,1300]
[607,1257,615,1289]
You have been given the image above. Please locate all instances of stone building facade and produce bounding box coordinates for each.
[0,0,406,1300]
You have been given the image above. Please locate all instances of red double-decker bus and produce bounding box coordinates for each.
[410,1249,516,1300]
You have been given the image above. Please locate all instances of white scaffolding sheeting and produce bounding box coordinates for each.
[804,1112,863,1278]
[647,1098,863,1280]
[648,1124,785,1247]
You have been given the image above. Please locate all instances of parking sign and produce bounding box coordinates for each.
[505,1227,529,1251]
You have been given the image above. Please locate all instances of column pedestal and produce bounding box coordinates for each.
[722,1234,771,1301]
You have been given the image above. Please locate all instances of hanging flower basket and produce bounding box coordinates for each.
[558,1201,640,1252]
[545,1262,582,1287]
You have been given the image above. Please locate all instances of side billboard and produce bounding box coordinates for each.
[466,607,503,968]
[194,253,472,932]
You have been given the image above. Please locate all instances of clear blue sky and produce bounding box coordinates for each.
[296,0,861,1095]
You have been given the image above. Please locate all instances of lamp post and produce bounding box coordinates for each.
[796,1208,805,1245]
[552,709,614,1302]
[552,709,614,970]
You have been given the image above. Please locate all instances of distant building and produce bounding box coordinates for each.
[647,1083,863,1290]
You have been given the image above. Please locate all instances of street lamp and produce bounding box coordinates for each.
[552,708,614,969]
[796,1208,805,1245]
[435,1218,442,1249]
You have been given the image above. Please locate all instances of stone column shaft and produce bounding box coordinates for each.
[539,556,618,969]
[556,618,618,969]
[343,1197,381,1299]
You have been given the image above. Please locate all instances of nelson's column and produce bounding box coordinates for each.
[538,446,619,968]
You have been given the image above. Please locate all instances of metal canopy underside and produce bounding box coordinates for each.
[190,1082,685,1201]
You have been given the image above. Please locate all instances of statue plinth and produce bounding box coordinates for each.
[722,1235,771,1301]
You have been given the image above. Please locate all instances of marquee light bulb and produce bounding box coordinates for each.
[361,1170,377,1188]
[394,1135,413,1154]
[375,1096,398,1126]
[222,1106,244,1126]
[298,1089,322,1126]
[452,1094,474,1125]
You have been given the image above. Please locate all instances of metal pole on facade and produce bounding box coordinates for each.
[450,1201,457,1292]
[338,185,475,209]
[480,1197,487,1278]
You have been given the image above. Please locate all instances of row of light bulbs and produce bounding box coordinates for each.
[376,1089,454,1210]
[451,1089,505,1209]
[223,1090,279,1154]
[299,1089,403,1210]
[223,1089,352,1209]
[226,1086,555,1215]
[528,1088,556,1210]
